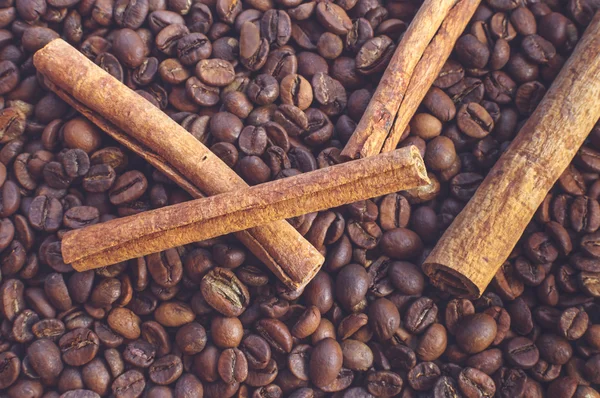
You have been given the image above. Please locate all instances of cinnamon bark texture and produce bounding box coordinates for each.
[62,147,429,272]
[382,0,481,152]
[423,11,600,298]
[340,0,461,160]
[33,39,324,289]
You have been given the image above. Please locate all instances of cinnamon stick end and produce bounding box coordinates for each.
[422,261,481,299]
[407,145,430,184]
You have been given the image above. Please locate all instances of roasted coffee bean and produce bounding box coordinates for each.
[59,328,100,366]
[457,102,494,138]
[255,318,293,354]
[505,336,539,369]
[112,370,145,397]
[458,367,495,398]
[455,313,497,354]
[356,36,394,75]
[28,195,62,232]
[200,267,249,316]
[455,34,490,69]
[537,333,573,365]
[368,298,400,341]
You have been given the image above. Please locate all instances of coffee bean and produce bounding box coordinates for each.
[59,328,100,366]
[217,348,247,384]
[355,35,394,76]
[242,334,271,370]
[255,318,293,354]
[456,34,490,69]
[309,338,342,388]
[368,298,400,341]
[495,367,527,398]
[537,333,573,365]
[27,338,63,382]
[112,370,146,398]
[455,313,497,354]
[505,336,539,369]
[458,367,495,398]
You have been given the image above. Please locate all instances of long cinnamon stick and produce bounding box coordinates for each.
[382,0,481,152]
[340,0,460,160]
[423,11,600,298]
[62,147,429,271]
[33,39,323,289]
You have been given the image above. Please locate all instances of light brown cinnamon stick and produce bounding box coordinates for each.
[340,0,463,160]
[423,11,600,298]
[62,147,429,271]
[33,39,323,289]
[382,0,481,152]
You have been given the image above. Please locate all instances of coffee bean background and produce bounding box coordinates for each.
[0,0,599,396]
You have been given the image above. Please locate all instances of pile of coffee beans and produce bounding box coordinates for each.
[0,0,600,395]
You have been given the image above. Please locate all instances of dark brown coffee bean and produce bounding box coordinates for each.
[260,9,291,47]
[458,367,496,398]
[217,348,247,384]
[255,318,293,354]
[494,367,526,398]
[515,81,546,115]
[457,102,494,138]
[407,361,441,391]
[355,36,394,75]
[504,336,539,369]
[28,195,62,232]
[445,298,475,335]
[63,206,99,229]
[147,354,183,385]
[456,34,490,69]
[195,58,235,87]
[368,298,400,341]
[455,313,497,354]
[537,333,573,365]
[241,334,271,370]
[59,328,100,366]
[112,369,145,398]
[27,338,63,382]
[559,307,589,341]
[308,338,342,388]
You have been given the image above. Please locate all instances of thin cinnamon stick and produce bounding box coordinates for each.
[33,39,323,289]
[340,0,460,160]
[62,147,429,271]
[382,0,481,153]
[423,11,600,298]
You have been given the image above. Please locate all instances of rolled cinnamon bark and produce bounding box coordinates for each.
[382,0,481,152]
[340,0,462,160]
[62,147,429,271]
[423,11,600,298]
[33,39,324,289]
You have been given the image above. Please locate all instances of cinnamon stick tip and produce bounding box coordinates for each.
[32,37,64,65]
[422,261,481,298]
[61,229,81,265]
[406,145,429,184]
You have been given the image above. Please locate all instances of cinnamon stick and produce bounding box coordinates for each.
[340,0,461,160]
[382,0,481,152]
[33,39,323,289]
[423,11,600,298]
[62,147,429,271]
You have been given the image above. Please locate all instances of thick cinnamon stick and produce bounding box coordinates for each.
[340,0,460,160]
[382,0,481,152]
[62,147,429,271]
[33,39,323,289]
[423,12,600,298]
